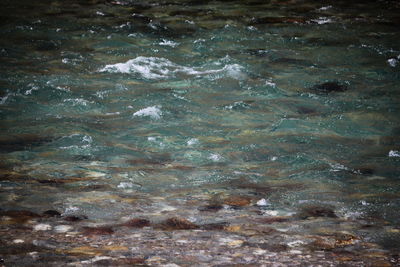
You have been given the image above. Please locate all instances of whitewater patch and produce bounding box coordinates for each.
[133,105,162,119]
[99,56,244,80]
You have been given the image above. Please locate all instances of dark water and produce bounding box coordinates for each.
[1,0,400,265]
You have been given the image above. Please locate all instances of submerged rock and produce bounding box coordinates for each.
[64,215,88,222]
[297,205,337,219]
[0,210,41,223]
[157,217,199,230]
[82,226,114,236]
[122,218,150,228]
[198,204,224,212]
[42,210,61,217]
[223,195,252,207]
[311,81,348,93]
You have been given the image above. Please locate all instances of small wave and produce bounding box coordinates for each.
[99,56,244,80]
[389,150,400,157]
[133,105,162,119]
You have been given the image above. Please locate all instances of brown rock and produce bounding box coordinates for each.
[82,226,114,235]
[122,218,150,228]
[198,204,223,212]
[0,210,41,223]
[297,205,337,219]
[223,195,252,207]
[157,217,199,230]
[42,210,61,217]
[201,222,229,230]
[257,216,291,224]
[64,215,88,222]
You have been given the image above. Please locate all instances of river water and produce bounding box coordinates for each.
[1,0,400,265]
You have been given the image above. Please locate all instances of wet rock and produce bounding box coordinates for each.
[64,215,88,222]
[82,226,114,236]
[42,210,61,217]
[311,81,348,94]
[157,217,199,230]
[114,257,146,265]
[257,216,291,224]
[201,222,229,230]
[34,224,52,231]
[0,210,41,223]
[122,218,150,228]
[198,203,223,212]
[356,167,375,176]
[0,134,54,152]
[250,16,306,25]
[223,195,252,207]
[297,205,337,219]
[54,225,73,233]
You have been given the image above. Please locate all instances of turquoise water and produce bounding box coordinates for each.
[1,0,400,257]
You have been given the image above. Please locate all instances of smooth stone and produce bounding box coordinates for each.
[157,217,199,230]
[311,81,348,93]
[223,195,252,207]
[297,205,337,219]
[54,225,73,233]
[122,218,150,228]
[34,224,52,231]
[42,210,61,217]
[82,226,114,235]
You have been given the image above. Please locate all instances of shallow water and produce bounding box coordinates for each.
[1,0,400,265]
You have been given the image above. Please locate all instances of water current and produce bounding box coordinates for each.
[1,0,400,265]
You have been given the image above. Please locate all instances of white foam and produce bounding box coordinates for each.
[99,56,244,80]
[319,5,332,11]
[208,153,222,162]
[311,17,333,24]
[256,198,269,206]
[133,105,162,119]
[63,98,93,106]
[389,150,400,157]
[159,39,180,47]
[0,93,11,105]
[187,138,199,146]
[388,58,398,67]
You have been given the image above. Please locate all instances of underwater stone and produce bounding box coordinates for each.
[34,224,52,231]
[122,218,151,228]
[297,205,337,219]
[157,217,199,230]
[42,210,61,217]
[223,195,252,207]
[311,82,348,93]
[198,204,224,212]
[64,215,88,222]
[82,226,114,236]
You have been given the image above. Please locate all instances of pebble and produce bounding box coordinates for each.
[82,226,114,236]
[257,198,269,206]
[12,239,24,244]
[158,217,199,230]
[34,223,52,231]
[54,225,73,233]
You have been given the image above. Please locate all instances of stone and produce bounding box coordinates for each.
[122,218,150,228]
[198,204,223,212]
[42,210,61,217]
[82,226,114,236]
[201,222,229,230]
[54,225,73,233]
[223,195,252,207]
[297,205,337,219]
[157,217,199,230]
[34,224,52,231]
[64,215,88,222]
[311,81,348,94]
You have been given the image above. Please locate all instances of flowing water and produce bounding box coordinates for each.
[1,0,400,265]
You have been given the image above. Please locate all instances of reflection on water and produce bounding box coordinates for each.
[1,0,400,265]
